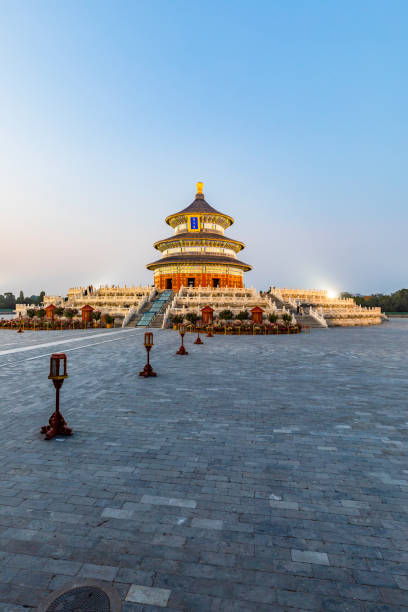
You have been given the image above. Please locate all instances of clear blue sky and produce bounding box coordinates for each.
[1,1,407,296]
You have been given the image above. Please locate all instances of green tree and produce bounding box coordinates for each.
[37,308,46,319]
[170,314,184,325]
[235,310,249,320]
[219,309,234,321]
[0,293,16,309]
[268,313,278,324]
[64,308,78,319]
[352,289,408,313]
[185,312,198,325]
[282,313,292,326]
[16,291,25,304]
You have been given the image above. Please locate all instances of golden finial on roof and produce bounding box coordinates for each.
[196,181,204,194]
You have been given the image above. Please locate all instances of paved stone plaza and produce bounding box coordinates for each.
[0,322,407,611]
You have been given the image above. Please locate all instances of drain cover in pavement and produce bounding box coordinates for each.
[46,586,110,611]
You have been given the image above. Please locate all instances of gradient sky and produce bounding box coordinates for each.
[1,1,407,296]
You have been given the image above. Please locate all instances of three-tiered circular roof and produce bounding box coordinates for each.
[146,183,251,274]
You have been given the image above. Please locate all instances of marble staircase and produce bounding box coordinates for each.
[295,312,327,329]
[134,290,174,327]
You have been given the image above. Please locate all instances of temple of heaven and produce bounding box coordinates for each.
[146,182,252,291]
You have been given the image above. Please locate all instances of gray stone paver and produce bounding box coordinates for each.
[0,323,407,609]
[291,550,330,566]
[191,518,223,530]
[78,562,118,581]
[141,495,197,508]
[126,584,171,606]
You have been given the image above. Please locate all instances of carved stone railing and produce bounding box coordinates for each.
[287,297,298,310]
[269,287,284,303]
[122,306,137,328]
[309,306,328,327]
[162,305,172,328]
[122,293,156,328]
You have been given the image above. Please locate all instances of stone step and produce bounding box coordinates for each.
[126,303,153,327]
[295,314,326,328]
[150,315,164,328]
[135,290,174,328]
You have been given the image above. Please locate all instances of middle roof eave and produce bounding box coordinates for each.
[154,231,245,251]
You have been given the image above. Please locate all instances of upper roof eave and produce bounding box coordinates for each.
[165,195,234,227]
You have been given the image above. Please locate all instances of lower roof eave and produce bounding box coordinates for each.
[146,257,252,273]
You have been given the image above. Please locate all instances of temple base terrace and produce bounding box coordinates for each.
[0,325,406,610]
[11,285,387,330]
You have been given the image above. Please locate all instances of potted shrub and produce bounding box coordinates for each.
[171,314,184,330]
[218,310,233,334]
[64,308,78,320]
[235,310,249,321]
[105,314,114,328]
[185,312,198,329]
[282,313,292,332]
[92,311,101,327]
[219,310,234,322]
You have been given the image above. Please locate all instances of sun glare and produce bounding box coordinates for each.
[327,289,338,299]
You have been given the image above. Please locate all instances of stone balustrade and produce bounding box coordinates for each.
[272,286,384,327]
[165,287,283,325]
[43,285,157,316]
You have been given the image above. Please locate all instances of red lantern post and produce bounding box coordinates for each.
[41,353,73,440]
[17,313,24,334]
[194,323,204,345]
[139,332,157,377]
[176,324,188,355]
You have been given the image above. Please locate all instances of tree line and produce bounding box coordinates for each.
[0,290,46,309]
[341,288,408,313]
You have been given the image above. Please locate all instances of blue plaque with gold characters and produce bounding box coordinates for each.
[187,215,200,232]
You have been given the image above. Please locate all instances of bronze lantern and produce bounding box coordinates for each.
[139,332,157,377]
[176,324,188,355]
[41,353,72,440]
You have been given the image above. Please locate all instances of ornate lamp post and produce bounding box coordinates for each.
[17,313,24,334]
[176,324,188,355]
[194,323,204,345]
[206,324,214,337]
[139,332,157,377]
[41,353,73,440]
